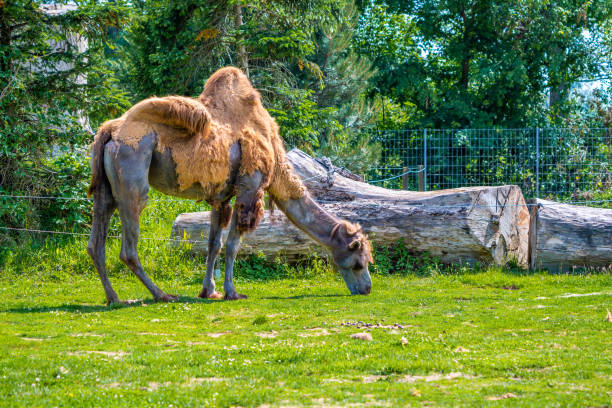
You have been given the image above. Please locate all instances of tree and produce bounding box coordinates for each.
[120,0,370,154]
[356,0,611,128]
[305,0,381,172]
[0,1,129,230]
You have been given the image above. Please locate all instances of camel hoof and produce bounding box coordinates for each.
[224,293,248,300]
[155,293,179,302]
[198,289,223,300]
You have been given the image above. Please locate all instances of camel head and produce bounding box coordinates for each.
[330,221,373,295]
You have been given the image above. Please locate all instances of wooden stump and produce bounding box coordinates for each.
[528,199,612,272]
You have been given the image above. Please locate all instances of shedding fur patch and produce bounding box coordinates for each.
[219,202,233,229]
[104,67,305,201]
[237,189,265,233]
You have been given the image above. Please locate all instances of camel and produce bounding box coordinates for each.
[87,67,372,304]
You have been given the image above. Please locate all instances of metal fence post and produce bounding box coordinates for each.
[536,127,540,198]
[423,128,428,191]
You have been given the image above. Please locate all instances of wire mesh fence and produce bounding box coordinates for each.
[365,128,611,201]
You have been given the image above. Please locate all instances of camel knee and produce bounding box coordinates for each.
[225,237,241,259]
[119,249,139,268]
[209,237,222,256]
[87,238,104,264]
[87,240,95,259]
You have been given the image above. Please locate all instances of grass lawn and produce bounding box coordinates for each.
[0,266,610,407]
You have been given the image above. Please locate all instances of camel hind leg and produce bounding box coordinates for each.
[104,134,176,302]
[87,172,118,305]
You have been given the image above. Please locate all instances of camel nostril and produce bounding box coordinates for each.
[363,284,372,295]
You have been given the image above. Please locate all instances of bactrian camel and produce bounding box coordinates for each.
[87,67,373,303]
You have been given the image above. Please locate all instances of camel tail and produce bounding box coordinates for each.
[87,124,114,197]
[129,96,211,136]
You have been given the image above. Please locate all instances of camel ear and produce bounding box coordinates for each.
[349,240,361,251]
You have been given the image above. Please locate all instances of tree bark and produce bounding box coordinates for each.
[172,149,530,266]
[528,199,612,272]
[234,3,249,78]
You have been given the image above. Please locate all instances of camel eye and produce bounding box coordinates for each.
[353,262,363,271]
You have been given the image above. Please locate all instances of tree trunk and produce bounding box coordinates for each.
[172,149,530,266]
[234,3,249,78]
[528,199,612,272]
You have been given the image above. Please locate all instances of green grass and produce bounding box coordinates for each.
[1,190,611,406]
[1,266,611,407]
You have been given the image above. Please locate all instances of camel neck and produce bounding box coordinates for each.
[272,194,339,249]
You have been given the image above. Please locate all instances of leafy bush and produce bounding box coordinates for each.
[1,151,93,237]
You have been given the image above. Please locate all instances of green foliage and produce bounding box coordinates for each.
[119,0,225,99]
[0,0,130,230]
[118,0,358,154]
[356,0,612,128]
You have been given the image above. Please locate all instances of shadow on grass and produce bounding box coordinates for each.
[262,293,348,300]
[0,295,223,314]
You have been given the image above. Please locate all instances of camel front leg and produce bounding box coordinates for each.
[221,170,265,300]
[223,210,247,300]
[198,205,225,299]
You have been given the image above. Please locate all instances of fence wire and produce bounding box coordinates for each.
[1,127,610,242]
[365,128,611,200]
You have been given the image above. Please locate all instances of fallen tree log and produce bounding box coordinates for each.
[173,190,529,266]
[528,199,612,272]
[172,150,530,266]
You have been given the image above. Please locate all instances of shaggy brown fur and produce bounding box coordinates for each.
[219,202,233,229]
[237,189,265,233]
[129,96,211,135]
[90,67,305,208]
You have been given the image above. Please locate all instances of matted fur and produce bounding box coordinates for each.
[129,96,211,135]
[237,189,265,233]
[93,67,305,203]
[219,202,233,229]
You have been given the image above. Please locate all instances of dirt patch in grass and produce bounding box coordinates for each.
[142,381,171,391]
[206,331,231,338]
[256,330,279,338]
[101,382,123,389]
[71,333,105,337]
[487,393,517,400]
[363,375,387,383]
[183,377,226,386]
[298,328,330,337]
[363,372,475,384]
[66,351,129,360]
[398,372,476,383]
[558,291,611,298]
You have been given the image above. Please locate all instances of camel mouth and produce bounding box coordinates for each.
[351,284,372,295]
[347,280,372,295]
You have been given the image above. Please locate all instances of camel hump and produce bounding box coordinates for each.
[128,96,211,136]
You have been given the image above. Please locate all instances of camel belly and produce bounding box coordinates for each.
[148,142,241,202]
